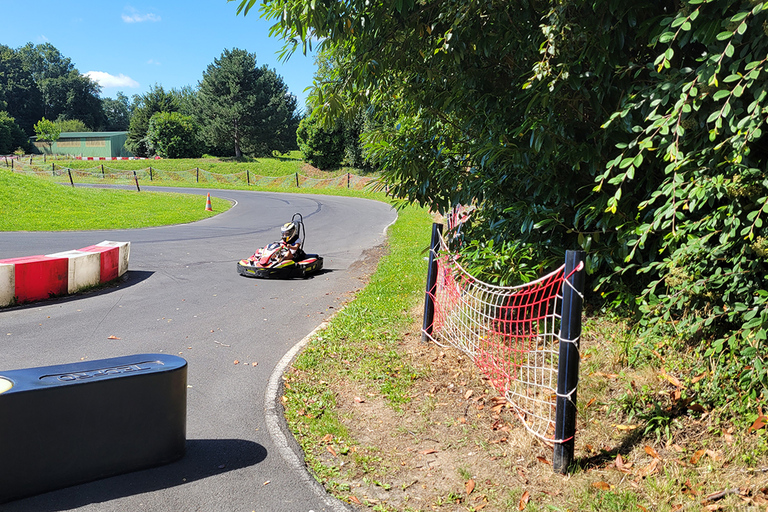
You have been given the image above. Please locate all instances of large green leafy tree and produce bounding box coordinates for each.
[197,48,299,157]
[17,43,104,129]
[125,85,179,157]
[239,0,768,411]
[0,45,43,135]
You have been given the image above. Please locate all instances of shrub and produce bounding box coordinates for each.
[146,112,201,159]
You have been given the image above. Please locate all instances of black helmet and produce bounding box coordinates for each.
[281,222,298,243]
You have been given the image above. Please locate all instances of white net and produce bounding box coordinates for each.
[424,233,581,443]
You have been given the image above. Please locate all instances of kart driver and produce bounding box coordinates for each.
[280,221,304,261]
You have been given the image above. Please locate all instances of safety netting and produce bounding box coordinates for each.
[424,235,577,443]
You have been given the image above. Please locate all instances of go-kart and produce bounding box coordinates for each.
[237,213,324,279]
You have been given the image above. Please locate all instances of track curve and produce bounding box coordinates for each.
[0,188,396,511]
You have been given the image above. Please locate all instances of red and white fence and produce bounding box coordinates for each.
[0,241,130,307]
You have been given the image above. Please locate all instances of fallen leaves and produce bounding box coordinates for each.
[465,478,475,495]
[644,445,660,459]
[107,335,120,340]
[691,449,722,465]
[749,415,768,433]
[518,490,530,510]
[614,453,633,473]
[592,481,611,490]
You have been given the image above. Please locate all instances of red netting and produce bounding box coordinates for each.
[425,237,568,441]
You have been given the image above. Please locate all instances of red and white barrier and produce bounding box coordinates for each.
[0,241,130,307]
[0,262,14,306]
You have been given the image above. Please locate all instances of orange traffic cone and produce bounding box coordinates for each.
[205,192,213,211]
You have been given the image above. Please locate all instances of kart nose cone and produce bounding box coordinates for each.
[0,377,13,394]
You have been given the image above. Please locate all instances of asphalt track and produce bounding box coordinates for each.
[0,187,397,511]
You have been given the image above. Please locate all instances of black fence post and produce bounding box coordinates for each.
[295,172,299,188]
[133,170,141,192]
[150,167,153,181]
[348,172,351,188]
[101,164,104,177]
[67,169,74,188]
[553,250,586,474]
[51,163,55,175]
[196,167,199,183]
[247,170,250,185]
[421,223,443,342]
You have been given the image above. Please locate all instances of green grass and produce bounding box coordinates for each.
[282,205,433,488]
[0,169,230,231]
[6,154,385,197]
[18,151,368,178]
[0,152,388,230]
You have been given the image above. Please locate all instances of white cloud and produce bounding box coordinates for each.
[122,8,160,23]
[84,71,140,89]
[147,59,161,66]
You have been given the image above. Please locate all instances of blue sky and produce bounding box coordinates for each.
[1,0,318,110]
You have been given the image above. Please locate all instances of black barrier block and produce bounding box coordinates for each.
[0,354,187,503]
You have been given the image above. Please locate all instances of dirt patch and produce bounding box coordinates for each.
[303,313,560,511]
[291,308,768,511]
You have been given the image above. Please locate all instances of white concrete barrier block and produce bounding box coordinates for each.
[0,263,14,307]
[96,241,130,276]
[46,250,101,294]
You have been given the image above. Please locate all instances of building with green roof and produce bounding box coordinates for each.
[32,132,133,158]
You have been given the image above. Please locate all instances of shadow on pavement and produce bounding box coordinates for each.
[0,270,154,312]
[2,438,267,512]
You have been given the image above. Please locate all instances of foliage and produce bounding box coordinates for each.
[0,45,43,134]
[170,86,199,118]
[33,117,60,153]
[238,0,768,413]
[457,239,539,288]
[146,112,202,159]
[0,112,32,154]
[17,43,105,129]
[125,84,179,157]
[101,92,131,131]
[197,48,300,158]
[296,114,345,170]
[54,117,90,133]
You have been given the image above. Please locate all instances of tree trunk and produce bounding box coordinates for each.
[233,119,241,158]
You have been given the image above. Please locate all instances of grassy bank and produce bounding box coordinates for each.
[11,151,365,178]
[0,169,230,231]
[281,211,768,511]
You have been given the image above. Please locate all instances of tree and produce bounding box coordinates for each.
[55,117,90,133]
[197,48,299,157]
[101,92,131,131]
[0,112,32,154]
[125,84,179,157]
[17,43,104,129]
[239,0,768,412]
[146,112,201,158]
[33,117,60,154]
[0,45,43,134]
[170,86,199,118]
[296,115,344,169]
